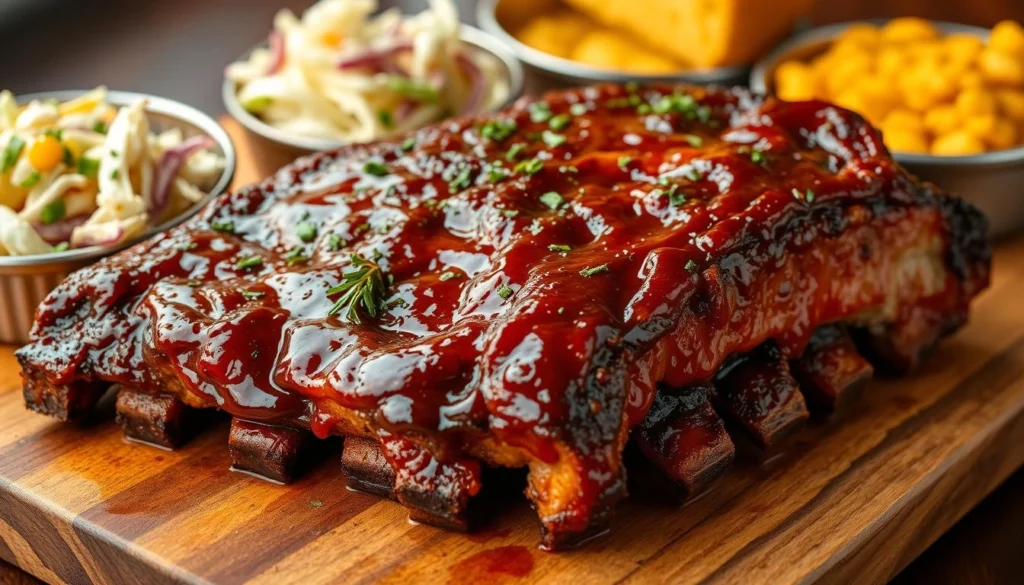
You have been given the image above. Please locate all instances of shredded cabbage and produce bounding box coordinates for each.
[0,88,225,256]
[225,0,508,143]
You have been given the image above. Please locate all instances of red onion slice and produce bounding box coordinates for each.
[267,30,286,74]
[337,41,412,71]
[455,51,485,115]
[32,215,88,245]
[150,135,215,218]
[72,224,125,248]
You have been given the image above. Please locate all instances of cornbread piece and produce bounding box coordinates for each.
[16,83,990,548]
[228,420,308,483]
[791,325,874,416]
[634,385,735,499]
[562,0,815,67]
[115,388,195,449]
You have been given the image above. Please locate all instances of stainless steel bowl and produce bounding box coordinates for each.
[0,89,236,344]
[223,25,525,155]
[476,0,751,94]
[750,20,1024,239]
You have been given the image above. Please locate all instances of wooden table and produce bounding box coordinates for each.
[2,1,1024,583]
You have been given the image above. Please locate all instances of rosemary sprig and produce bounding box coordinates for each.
[326,254,387,322]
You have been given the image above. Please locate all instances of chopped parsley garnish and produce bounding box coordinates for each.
[541,130,566,148]
[242,96,273,113]
[296,221,317,243]
[514,158,543,175]
[75,156,98,177]
[528,102,552,123]
[235,256,263,270]
[175,241,198,252]
[44,128,63,140]
[328,233,346,251]
[363,160,390,177]
[241,290,265,300]
[750,148,766,164]
[548,114,571,131]
[439,270,461,281]
[326,254,388,322]
[481,119,518,142]
[684,167,703,182]
[548,244,571,252]
[19,171,40,188]
[211,219,235,233]
[579,264,610,277]
[505,143,526,161]
[487,166,509,183]
[39,200,65,225]
[110,169,120,180]
[684,134,703,147]
[285,246,309,265]
[569,103,588,116]
[637,103,653,115]
[685,259,698,272]
[625,81,639,93]
[1,136,24,173]
[63,145,74,166]
[448,166,473,192]
[378,110,394,129]
[92,121,108,134]
[386,76,439,103]
[668,184,686,206]
[501,209,519,218]
[617,156,633,171]
[792,187,815,203]
[52,242,69,253]
[539,191,564,210]
[653,93,696,115]
[401,137,417,151]
[497,283,514,299]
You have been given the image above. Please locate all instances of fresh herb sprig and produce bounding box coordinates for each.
[326,254,388,323]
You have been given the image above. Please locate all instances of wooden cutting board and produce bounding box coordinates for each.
[3,122,1024,584]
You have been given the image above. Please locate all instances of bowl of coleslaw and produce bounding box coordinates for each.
[223,0,524,153]
[0,88,236,345]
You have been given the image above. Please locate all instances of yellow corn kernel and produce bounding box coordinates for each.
[944,33,984,64]
[824,52,872,97]
[986,117,1018,149]
[990,20,1024,57]
[882,109,925,133]
[27,135,63,172]
[319,31,342,48]
[978,47,1024,85]
[876,47,906,79]
[996,88,1024,119]
[881,17,939,43]
[932,130,986,155]
[924,105,959,136]
[963,113,997,139]
[883,128,929,153]
[902,74,942,112]
[955,88,997,116]
[959,70,987,90]
[774,61,818,101]
[838,23,881,48]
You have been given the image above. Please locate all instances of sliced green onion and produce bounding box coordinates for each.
[39,199,66,225]
[2,136,24,173]
[386,76,439,103]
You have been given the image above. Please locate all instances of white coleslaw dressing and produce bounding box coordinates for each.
[226,0,509,142]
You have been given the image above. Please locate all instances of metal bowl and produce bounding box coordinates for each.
[0,89,236,344]
[223,25,525,155]
[750,20,1024,239]
[476,0,751,94]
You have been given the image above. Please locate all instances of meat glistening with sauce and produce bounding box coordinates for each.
[16,84,990,549]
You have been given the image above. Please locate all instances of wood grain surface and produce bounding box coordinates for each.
[1,117,1023,584]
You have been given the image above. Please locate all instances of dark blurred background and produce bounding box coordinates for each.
[0,0,1019,114]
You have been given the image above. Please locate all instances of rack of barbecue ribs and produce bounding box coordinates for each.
[16,83,990,549]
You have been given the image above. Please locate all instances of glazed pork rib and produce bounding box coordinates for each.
[16,84,990,548]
